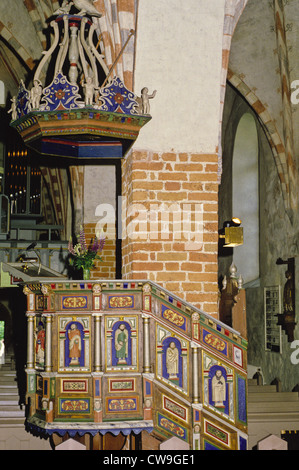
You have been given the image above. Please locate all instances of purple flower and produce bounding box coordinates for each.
[68,228,106,271]
[68,237,75,255]
[90,237,99,253]
[98,234,105,252]
[79,226,87,252]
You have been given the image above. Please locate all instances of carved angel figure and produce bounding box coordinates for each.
[30,79,43,109]
[53,0,73,14]
[54,0,102,17]
[8,96,17,120]
[135,87,157,115]
[73,0,102,16]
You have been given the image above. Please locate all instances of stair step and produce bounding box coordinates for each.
[0,384,18,390]
[248,384,277,393]
[0,410,25,418]
[0,405,23,413]
[0,374,17,380]
[0,380,17,386]
[248,378,259,385]
[249,392,299,402]
[248,401,299,412]
[0,399,20,405]
[0,389,19,396]
[0,418,25,427]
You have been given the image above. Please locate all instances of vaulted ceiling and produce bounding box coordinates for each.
[0,0,58,99]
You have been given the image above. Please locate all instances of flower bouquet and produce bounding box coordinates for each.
[68,227,105,279]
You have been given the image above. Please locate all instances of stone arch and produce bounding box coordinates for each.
[218,1,250,181]
[0,21,36,71]
[227,68,290,212]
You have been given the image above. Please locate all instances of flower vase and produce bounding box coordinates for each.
[83,268,90,280]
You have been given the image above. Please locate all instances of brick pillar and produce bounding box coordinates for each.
[122,149,219,317]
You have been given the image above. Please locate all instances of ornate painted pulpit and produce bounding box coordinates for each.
[5,3,248,451]
[11,277,248,450]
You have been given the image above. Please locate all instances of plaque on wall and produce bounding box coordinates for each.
[264,286,282,353]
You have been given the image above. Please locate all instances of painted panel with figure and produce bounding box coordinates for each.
[203,352,234,422]
[156,324,189,396]
[105,315,138,372]
[34,316,45,369]
[58,316,91,372]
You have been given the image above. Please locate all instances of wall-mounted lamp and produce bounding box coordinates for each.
[219,218,243,248]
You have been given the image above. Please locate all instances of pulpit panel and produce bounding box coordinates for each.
[20,279,248,450]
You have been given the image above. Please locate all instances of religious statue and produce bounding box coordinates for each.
[283,269,294,314]
[30,79,43,109]
[68,323,82,365]
[166,341,179,379]
[83,76,95,105]
[276,257,296,342]
[35,321,45,366]
[212,369,226,408]
[114,323,129,364]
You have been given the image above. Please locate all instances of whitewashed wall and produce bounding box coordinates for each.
[133,0,226,154]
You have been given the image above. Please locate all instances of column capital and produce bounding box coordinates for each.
[26,312,36,318]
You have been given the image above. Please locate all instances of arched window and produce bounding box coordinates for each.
[232,112,259,284]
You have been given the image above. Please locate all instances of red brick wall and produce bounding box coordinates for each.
[121,149,219,317]
[83,222,116,280]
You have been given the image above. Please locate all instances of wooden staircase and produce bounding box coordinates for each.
[248,378,299,449]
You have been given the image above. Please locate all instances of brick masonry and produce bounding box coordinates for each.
[121,149,219,317]
[83,222,116,280]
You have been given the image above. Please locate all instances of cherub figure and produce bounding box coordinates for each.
[8,96,17,120]
[30,79,43,109]
[140,87,157,114]
[83,76,95,105]
[73,0,102,17]
[54,0,74,15]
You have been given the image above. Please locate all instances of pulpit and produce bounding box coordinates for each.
[1,264,248,450]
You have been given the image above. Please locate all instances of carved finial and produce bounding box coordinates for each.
[142,282,151,293]
[92,283,102,294]
[229,262,237,279]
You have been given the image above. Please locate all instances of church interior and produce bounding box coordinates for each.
[0,0,299,451]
